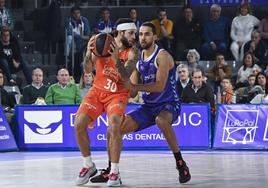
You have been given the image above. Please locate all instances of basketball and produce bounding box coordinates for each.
[92,33,114,57]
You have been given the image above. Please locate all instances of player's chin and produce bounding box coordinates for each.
[128,41,135,47]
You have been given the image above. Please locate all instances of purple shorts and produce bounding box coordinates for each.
[127,101,180,132]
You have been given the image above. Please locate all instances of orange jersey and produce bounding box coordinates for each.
[93,47,131,93]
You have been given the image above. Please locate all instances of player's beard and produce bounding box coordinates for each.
[121,36,132,48]
[140,40,153,49]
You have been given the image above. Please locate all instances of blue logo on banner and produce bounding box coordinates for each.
[0,107,17,151]
[222,110,258,144]
[23,111,63,144]
[16,104,210,150]
[214,105,268,149]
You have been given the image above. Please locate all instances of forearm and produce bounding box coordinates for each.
[83,54,94,73]
[116,59,134,81]
[133,82,164,93]
[160,26,169,38]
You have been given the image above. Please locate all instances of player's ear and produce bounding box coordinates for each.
[153,34,157,41]
[119,31,124,37]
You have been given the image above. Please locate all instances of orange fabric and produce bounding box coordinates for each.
[93,48,131,93]
[76,87,129,126]
[221,89,234,104]
[77,48,132,128]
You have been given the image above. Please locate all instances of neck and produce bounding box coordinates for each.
[59,83,67,87]
[33,82,42,87]
[84,83,92,88]
[143,44,155,59]
[2,41,9,45]
[186,18,192,23]
[193,83,202,89]
[181,78,189,84]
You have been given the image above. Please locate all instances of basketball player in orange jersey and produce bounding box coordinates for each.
[74,18,139,187]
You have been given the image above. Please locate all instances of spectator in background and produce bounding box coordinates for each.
[220,77,234,104]
[252,63,262,76]
[230,3,259,62]
[0,69,14,109]
[249,72,268,104]
[22,67,48,104]
[78,71,94,98]
[176,64,192,99]
[0,27,31,84]
[0,0,13,31]
[236,52,261,88]
[173,5,202,61]
[45,68,82,104]
[94,7,114,34]
[0,70,15,130]
[182,68,215,110]
[259,12,268,46]
[250,90,268,104]
[201,4,230,60]
[66,6,90,82]
[250,72,268,104]
[244,30,268,69]
[185,49,200,75]
[128,8,142,32]
[236,74,255,103]
[253,72,268,92]
[207,53,232,93]
[151,8,173,53]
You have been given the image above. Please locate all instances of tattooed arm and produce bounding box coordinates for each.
[83,36,97,73]
[115,46,139,81]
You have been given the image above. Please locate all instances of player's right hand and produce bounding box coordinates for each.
[86,35,95,56]
[120,80,138,96]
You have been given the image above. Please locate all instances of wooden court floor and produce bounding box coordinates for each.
[0,151,268,188]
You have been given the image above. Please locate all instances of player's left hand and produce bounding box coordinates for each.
[109,41,120,62]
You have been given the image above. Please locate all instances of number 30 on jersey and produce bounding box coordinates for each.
[104,78,117,92]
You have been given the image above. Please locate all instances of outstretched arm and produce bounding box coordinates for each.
[132,50,173,93]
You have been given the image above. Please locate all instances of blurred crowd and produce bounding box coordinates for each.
[1,1,268,133]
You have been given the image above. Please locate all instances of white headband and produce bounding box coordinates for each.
[116,22,137,31]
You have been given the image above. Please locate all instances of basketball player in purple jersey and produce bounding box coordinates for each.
[91,22,191,184]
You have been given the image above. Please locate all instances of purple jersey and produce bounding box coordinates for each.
[136,44,180,104]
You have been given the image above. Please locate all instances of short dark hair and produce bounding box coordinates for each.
[32,67,43,75]
[182,5,192,11]
[215,53,225,58]
[70,6,81,13]
[221,76,231,82]
[141,22,156,35]
[192,66,205,77]
[128,7,138,13]
[157,7,167,14]
[100,7,110,13]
